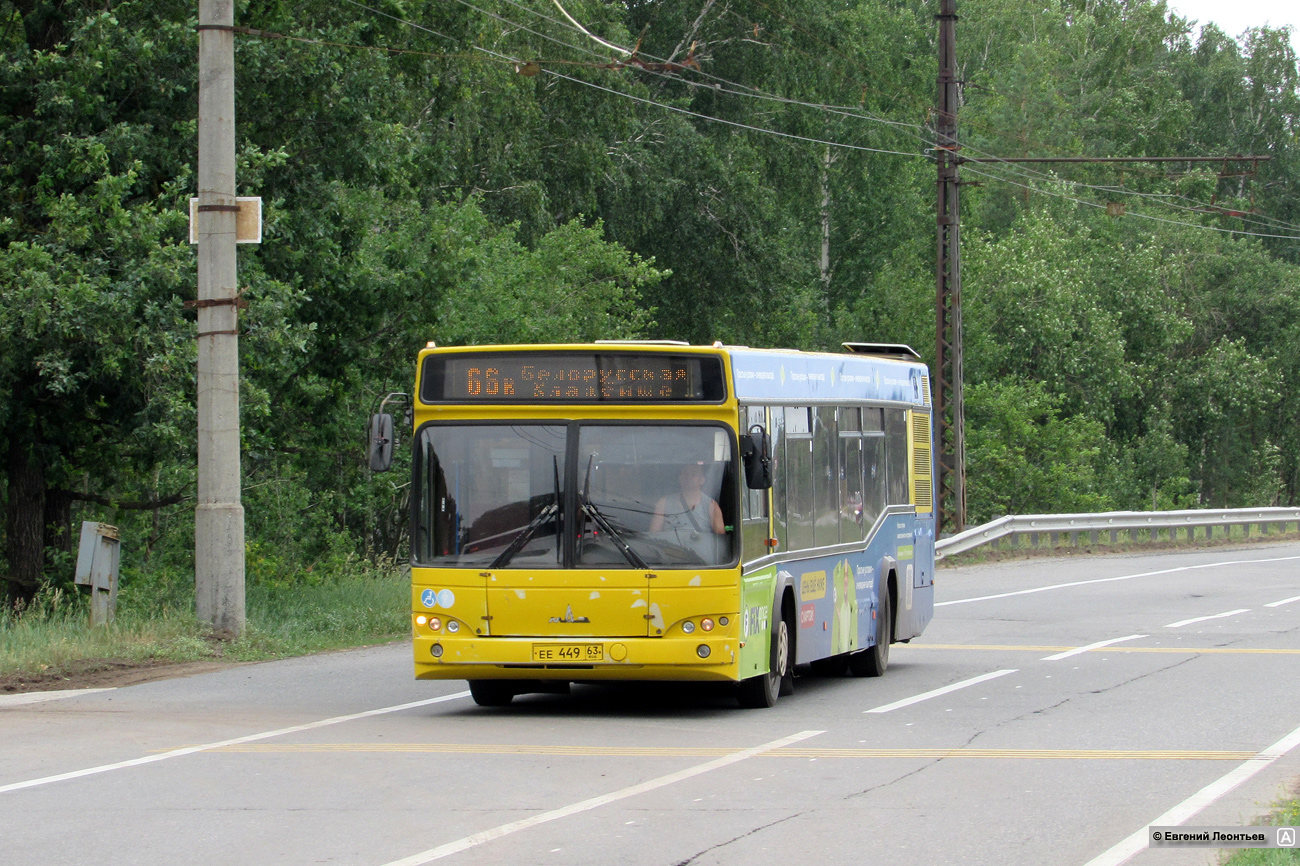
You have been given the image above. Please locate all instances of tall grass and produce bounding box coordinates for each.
[1221,797,1300,865]
[1,561,410,681]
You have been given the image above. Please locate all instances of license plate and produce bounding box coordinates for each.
[532,643,604,662]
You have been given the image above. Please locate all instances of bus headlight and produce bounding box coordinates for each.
[447,620,460,633]
[681,621,696,634]
[430,643,444,658]
[696,644,711,658]
[700,618,714,632]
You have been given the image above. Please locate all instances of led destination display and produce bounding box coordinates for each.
[421,352,726,403]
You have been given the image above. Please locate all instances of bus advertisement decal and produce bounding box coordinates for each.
[800,571,826,601]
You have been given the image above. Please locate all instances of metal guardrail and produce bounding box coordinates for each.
[935,507,1300,560]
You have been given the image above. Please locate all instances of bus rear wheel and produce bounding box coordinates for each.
[849,585,891,678]
[468,680,516,707]
[738,615,790,708]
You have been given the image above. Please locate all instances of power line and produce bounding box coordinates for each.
[339,0,930,159]
[331,1,1300,239]
[959,162,1300,241]
[480,44,929,159]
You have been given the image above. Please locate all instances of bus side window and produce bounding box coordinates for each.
[839,408,865,542]
[862,434,884,528]
[784,407,814,551]
[814,406,839,547]
[884,408,909,505]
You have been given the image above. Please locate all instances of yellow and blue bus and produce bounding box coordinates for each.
[369,341,935,708]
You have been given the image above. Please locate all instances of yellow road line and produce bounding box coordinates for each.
[192,743,1259,760]
[906,644,1300,654]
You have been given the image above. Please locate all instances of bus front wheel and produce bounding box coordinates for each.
[468,680,516,707]
[738,615,790,708]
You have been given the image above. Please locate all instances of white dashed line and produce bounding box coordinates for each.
[0,690,471,795]
[865,670,1018,714]
[1041,635,1147,661]
[1164,609,1249,629]
[378,730,825,866]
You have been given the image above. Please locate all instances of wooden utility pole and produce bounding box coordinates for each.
[935,0,966,535]
[195,0,245,633]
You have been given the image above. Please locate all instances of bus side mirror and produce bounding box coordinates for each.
[369,413,394,472]
[740,425,772,489]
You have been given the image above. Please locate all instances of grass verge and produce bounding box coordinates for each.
[1220,794,1300,864]
[1,567,410,689]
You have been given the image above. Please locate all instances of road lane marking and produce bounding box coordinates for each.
[865,669,1018,714]
[1042,635,1147,661]
[0,688,115,708]
[1265,594,1300,607]
[0,690,471,795]
[377,729,824,866]
[1080,721,1300,866]
[198,743,1259,760]
[937,553,1300,607]
[905,644,1300,654]
[1164,608,1250,628]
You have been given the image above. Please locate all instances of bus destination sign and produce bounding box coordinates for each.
[421,352,726,404]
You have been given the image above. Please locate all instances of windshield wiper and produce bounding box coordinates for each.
[579,455,649,570]
[490,456,562,569]
[489,502,557,569]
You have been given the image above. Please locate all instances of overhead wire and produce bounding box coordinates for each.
[334,0,1298,239]
[713,0,1300,232]
[958,162,1300,240]
[340,0,930,159]
[508,0,1300,233]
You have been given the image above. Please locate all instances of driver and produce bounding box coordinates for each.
[649,462,725,536]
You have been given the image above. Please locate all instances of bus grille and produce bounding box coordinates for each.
[911,412,933,512]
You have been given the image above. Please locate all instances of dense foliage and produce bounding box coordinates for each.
[2,0,1297,604]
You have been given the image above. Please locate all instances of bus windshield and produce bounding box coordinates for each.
[414,423,736,568]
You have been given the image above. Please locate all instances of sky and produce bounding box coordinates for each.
[1166,0,1299,51]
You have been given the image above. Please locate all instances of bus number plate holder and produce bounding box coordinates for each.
[533,643,604,662]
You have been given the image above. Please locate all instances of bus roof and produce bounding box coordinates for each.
[726,346,930,407]
[416,343,932,409]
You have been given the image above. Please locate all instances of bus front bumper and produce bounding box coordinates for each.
[413,635,742,683]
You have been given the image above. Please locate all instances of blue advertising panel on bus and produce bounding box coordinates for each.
[728,348,929,406]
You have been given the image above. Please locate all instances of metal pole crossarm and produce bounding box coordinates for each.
[195,0,246,634]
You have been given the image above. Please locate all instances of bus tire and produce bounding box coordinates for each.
[778,597,796,696]
[849,583,891,678]
[468,680,516,707]
[737,614,789,708]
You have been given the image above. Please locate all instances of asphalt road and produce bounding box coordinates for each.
[3,542,1299,866]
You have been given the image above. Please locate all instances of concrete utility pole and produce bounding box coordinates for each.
[195,0,245,633]
[934,0,966,536]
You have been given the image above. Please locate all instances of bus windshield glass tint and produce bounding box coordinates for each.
[414,424,737,568]
[415,425,566,567]
[576,425,735,568]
